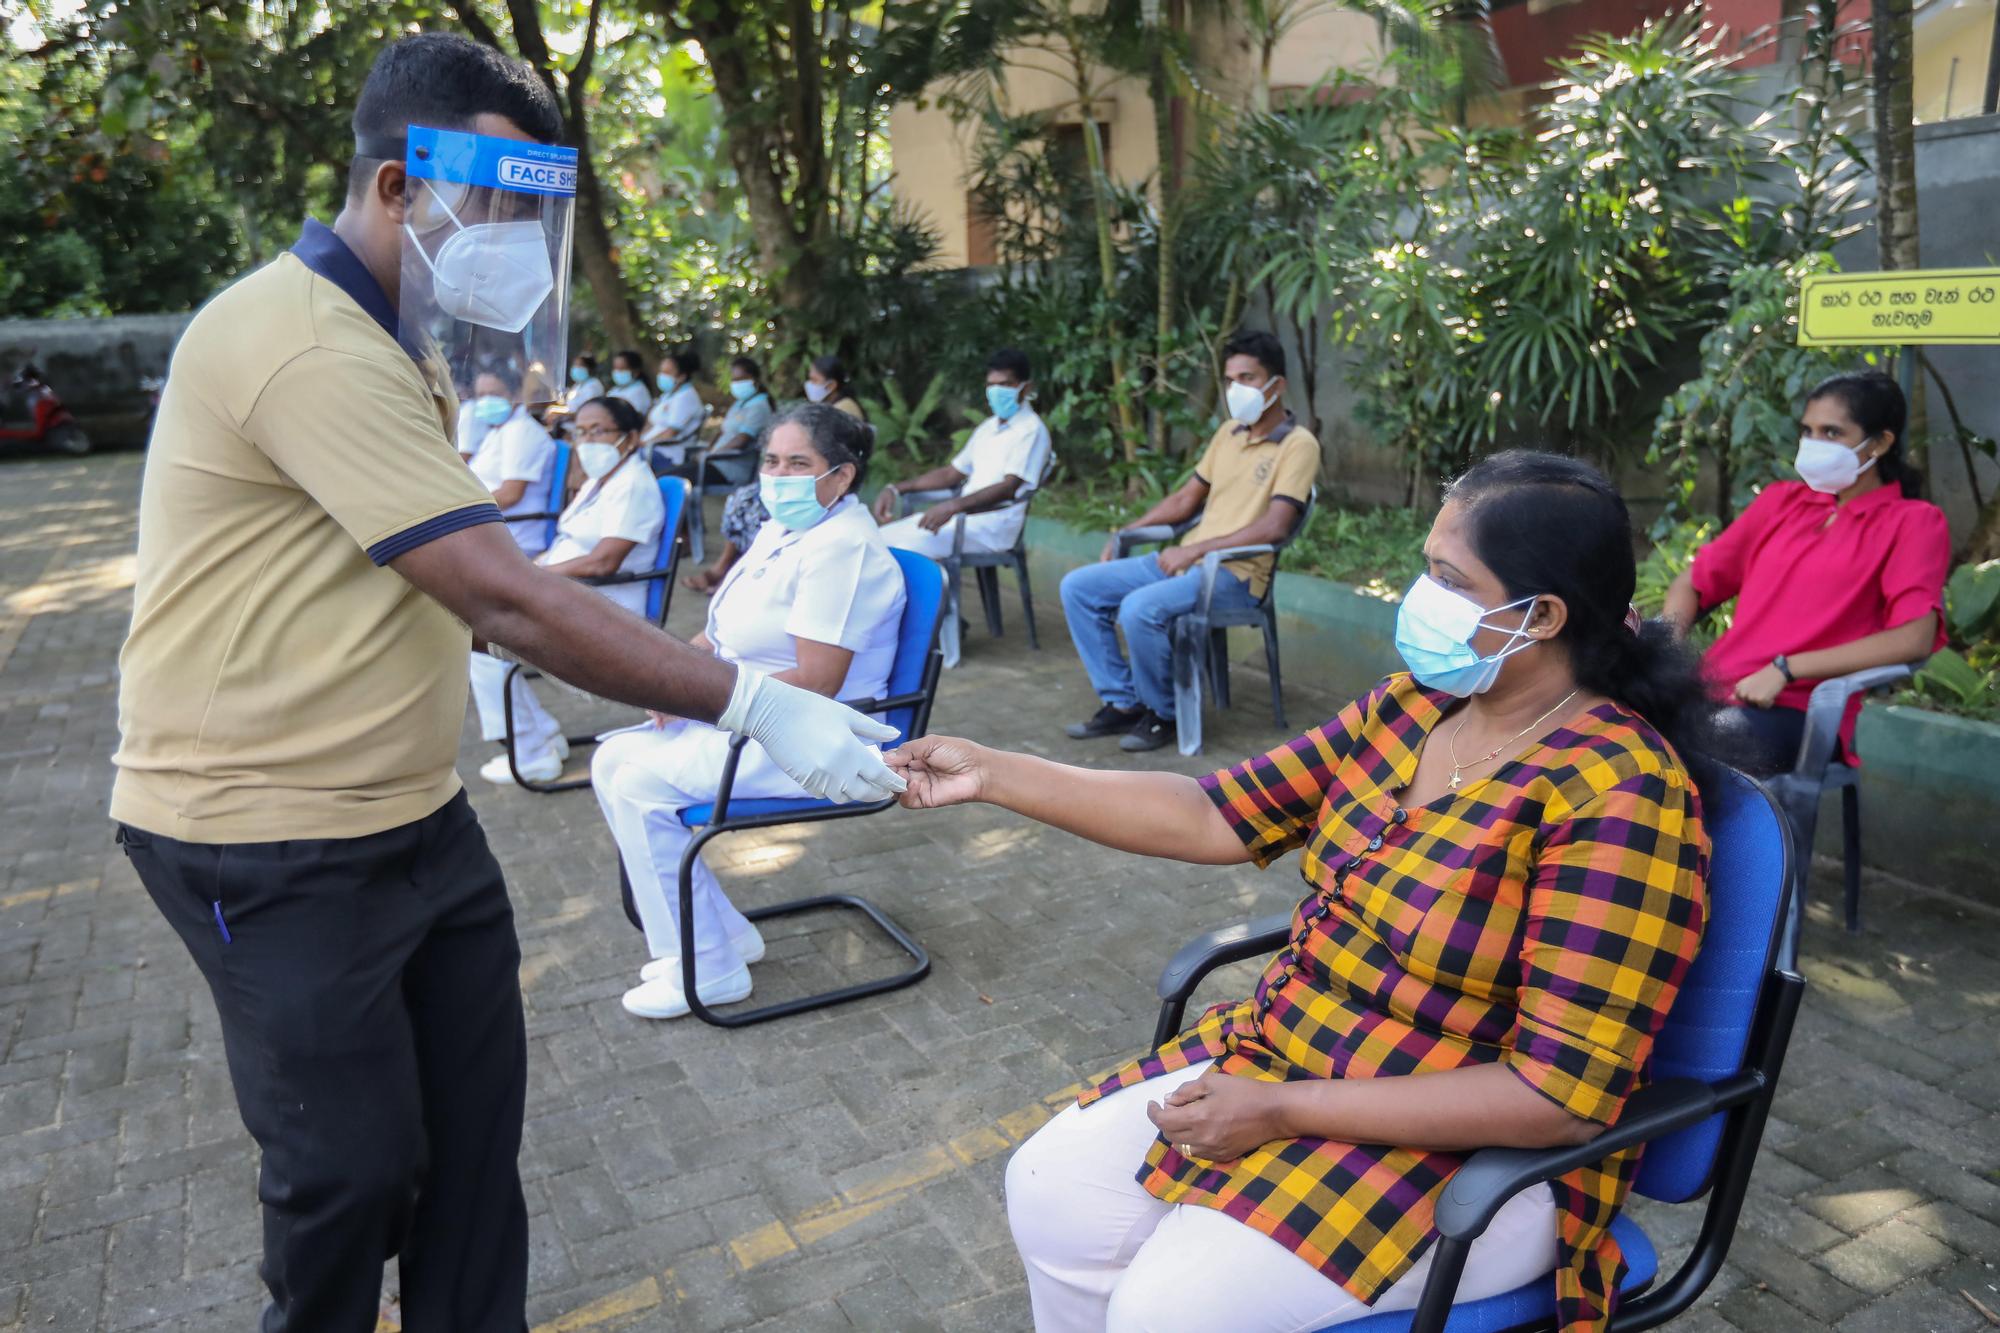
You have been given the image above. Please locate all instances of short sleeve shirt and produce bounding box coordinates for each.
[111,219,503,843]
[610,379,652,415]
[468,407,556,554]
[1184,415,1320,596]
[720,390,774,445]
[705,496,907,701]
[1691,480,1949,756]
[1080,676,1708,1333]
[948,408,1055,549]
[648,381,706,444]
[542,455,667,617]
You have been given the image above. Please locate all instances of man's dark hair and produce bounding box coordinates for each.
[985,348,1032,382]
[1223,329,1285,380]
[348,32,563,199]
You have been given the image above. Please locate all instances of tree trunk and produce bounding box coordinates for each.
[1069,44,1141,474]
[481,0,640,351]
[1873,0,1927,482]
[1147,12,1180,459]
[1970,494,2000,563]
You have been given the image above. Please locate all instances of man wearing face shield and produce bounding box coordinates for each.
[109,33,904,1333]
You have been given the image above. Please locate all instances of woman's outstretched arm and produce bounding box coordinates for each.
[888,736,1251,866]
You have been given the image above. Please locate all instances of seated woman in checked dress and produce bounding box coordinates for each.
[889,451,1722,1333]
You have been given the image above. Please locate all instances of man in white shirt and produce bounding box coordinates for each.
[465,363,559,557]
[643,346,708,468]
[872,347,1053,557]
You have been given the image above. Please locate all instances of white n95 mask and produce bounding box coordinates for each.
[1226,379,1271,425]
[405,187,554,335]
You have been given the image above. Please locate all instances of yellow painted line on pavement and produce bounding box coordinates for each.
[0,879,96,912]
[537,1083,1112,1327]
[530,1276,663,1333]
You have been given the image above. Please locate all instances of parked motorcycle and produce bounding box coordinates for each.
[0,364,91,456]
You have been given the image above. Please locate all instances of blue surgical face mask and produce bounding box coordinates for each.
[730,379,757,402]
[986,383,1022,421]
[1393,574,1541,697]
[611,368,635,387]
[760,468,839,531]
[569,365,590,385]
[656,370,677,393]
[472,395,513,426]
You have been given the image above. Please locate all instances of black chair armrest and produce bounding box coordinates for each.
[894,486,962,517]
[1432,1073,1762,1242]
[1793,661,1921,775]
[1153,912,1291,1046]
[511,509,561,523]
[582,566,668,588]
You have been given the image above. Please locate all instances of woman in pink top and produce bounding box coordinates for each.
[1663,371,1949,774]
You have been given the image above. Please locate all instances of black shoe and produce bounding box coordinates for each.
[1118,710,1176,752]
[1065,703,1144,739]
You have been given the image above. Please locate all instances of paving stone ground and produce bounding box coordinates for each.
[1,452,1997,1332]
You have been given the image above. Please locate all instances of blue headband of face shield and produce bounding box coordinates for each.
[1393,574,1542,697]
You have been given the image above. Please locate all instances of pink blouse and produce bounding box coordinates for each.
[1690,480,1949,759]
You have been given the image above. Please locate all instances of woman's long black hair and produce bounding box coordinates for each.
[1445,450,1725,791]
[1807,369,1920,497]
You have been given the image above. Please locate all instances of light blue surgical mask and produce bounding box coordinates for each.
[760,468,838,531]
[730,379,758,403]
[986,383,1022,421]
[569,365,590,385]
[1393,574,1541,697]
[611,368,635,387]
[472,395,513,426]
[656,370,677,393]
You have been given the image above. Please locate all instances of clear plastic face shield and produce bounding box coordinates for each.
[398,126,577,409]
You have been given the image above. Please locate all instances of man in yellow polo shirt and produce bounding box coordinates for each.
[111,33,901,1333]
[1058,329,1320,752]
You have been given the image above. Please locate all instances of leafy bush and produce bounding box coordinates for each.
[1633,518,1728,651]
[1900,560,2000,722]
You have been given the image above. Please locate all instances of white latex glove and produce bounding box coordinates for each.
[717,668,907,803]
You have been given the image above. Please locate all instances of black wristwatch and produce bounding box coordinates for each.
[1771,654,1794,683]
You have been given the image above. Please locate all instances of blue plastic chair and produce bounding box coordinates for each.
[617,547,948,1026]
[501,474,690,793]
[1149,767,1802,1332]
[543,438,572,550]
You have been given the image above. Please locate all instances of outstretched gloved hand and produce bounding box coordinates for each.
[717,668,907,803]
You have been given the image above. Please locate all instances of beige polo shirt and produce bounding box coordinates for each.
[111,221,503,843]
[1183,414,1320,597]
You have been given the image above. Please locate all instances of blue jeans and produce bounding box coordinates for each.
[1059,555,1255,719]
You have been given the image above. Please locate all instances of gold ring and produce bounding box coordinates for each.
[1180,1142,1196,1158]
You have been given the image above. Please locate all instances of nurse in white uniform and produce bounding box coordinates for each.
[642,347,708,469]
[593,403,906,1020]
[464,363,559,555]
[474,396,667,784]
[565,354,606,411]
[607,348,654,416]
[874,347,1053,558]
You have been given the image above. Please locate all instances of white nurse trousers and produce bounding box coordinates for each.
[1006,1060,1559,1333]
[468,650,564,767]
[590,722,805,977]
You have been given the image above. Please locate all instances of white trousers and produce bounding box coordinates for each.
[879,512,1021,558]
[590,722,804,975]
[1006,1061,1559,1333]
[468,651,563,765]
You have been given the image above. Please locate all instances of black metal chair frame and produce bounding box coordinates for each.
[617,571,947,1027]
[497,503,686,794]
[1146,778,1804,1332]
[1112,487,1316,750]
[892,455,1052,667]
[1759,660,1922,932]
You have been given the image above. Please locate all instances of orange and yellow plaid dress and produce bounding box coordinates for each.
[1079,675,1708,1332]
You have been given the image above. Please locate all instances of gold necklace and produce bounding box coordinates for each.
[1445,688,1580,790]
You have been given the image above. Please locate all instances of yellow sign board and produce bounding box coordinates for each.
[1798,268,2000,345]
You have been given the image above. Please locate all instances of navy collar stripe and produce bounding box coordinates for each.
[290,219,412,360]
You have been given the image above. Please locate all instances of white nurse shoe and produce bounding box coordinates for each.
[640,923,766,980]
[478,751,562,785]
[621,957,754,1019]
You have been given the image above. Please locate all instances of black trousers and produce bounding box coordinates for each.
[118,791,528,1333]
[1712,703,1812,777]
